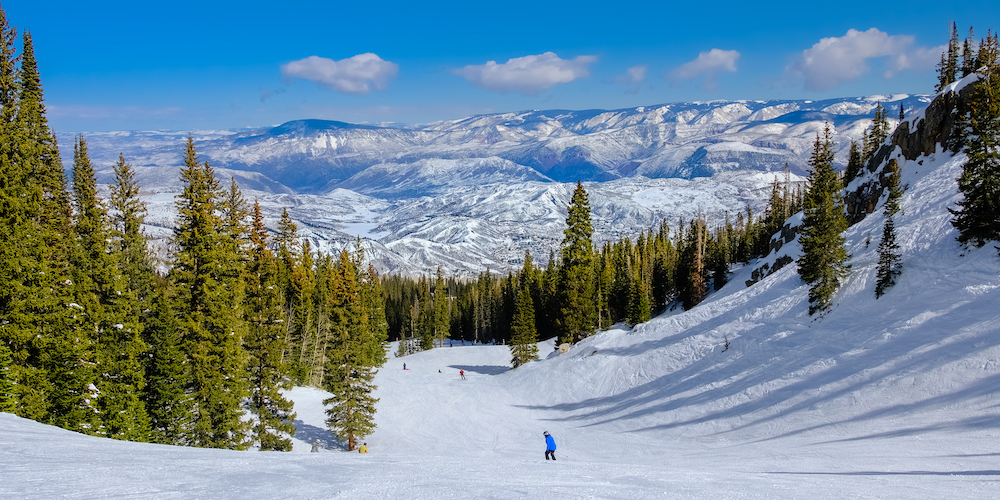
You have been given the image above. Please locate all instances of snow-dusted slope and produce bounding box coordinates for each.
[3,125,998,499]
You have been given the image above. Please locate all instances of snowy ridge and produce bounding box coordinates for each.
[63,95,923,277]
[3,130,999,498]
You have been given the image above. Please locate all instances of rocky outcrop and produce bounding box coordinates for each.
[744,217,802,287]
[845,80,976,224]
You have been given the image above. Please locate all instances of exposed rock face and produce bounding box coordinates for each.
[845,81,975,224]
[747,79,975,287]
[744,220,800,287]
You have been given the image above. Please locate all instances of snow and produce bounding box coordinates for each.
[4,122,1000,498]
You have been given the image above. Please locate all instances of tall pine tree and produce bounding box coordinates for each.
[555,181,597,344]
[245,201,296,451]
[797,125,851,316]
[875,161,903,298]
[170,138,249,449]
[323,249,383,451]
[950,46,1000,249]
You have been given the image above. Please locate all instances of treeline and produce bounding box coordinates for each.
[383,177,805,359]
[0,7,386,452]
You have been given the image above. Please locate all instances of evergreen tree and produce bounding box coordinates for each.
[72,137,149,441]
[844,141,863,186]
[143,283,189,445]
[950,48,1000,248]
[508,286,539,366]
[433,268,449,347]
[798,125,851,316]
[0,6,33,416]
[323,249,382,451]
[962,27,978,78]
[937,22,961,91]
[170,138,249,449]
[555,181,597,344]
[682,218,708,310]
[245,202,296,451]
[16,31,93,431]
[109,154,155,306]
[875,161,903,298]
[0,342,14,412]
[625,265,652,326]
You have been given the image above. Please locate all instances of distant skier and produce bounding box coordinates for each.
[543,431,556,460]
[310,439,321,452]
[358,442,369,453]
[460,369,466,380]
[403,363,406,370]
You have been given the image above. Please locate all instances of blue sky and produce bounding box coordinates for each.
[6,0,997,132]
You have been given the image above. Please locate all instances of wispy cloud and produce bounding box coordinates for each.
[615,65,648,94]
[281,53,399,96]
[787,28,941,92]
[668,49,740,90]
[453,52,597,95]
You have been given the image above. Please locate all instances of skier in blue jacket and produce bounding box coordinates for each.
[543,431,556,460]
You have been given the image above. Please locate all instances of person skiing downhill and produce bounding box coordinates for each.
[460,369,466,380]
[543,431,556,460]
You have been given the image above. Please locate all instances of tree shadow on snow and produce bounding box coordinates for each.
[514,285,1000,439]
[293,420,346,451]
[449,364,510,375]
[765,470,1000,476]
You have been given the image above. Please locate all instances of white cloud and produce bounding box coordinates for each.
[281,53,399,96]
[615,65,648,94]
[668,49,740,90]
[885,44,946,78]
[453,52,597,95]
[787,28,941,92]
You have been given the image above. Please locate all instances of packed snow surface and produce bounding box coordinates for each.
[3,143,1000,498]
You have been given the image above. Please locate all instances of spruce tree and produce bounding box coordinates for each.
[323,249,381,451]
[0,8,42,419]
[844,141,863,186]
[18,31,93,431]
[143,283,189,445]
[433,268,449,347]
[797,125,851,316]
[170,138,249,449]
[875,161,903,298]
[509,286,539,365]
[245,202,296,451]
[555,181,597,344]
[72,137,150,440]
[950,48,1000,248]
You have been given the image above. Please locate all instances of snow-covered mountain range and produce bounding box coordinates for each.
[60,94,930,276]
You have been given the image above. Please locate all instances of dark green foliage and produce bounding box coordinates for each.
[143,283,189,445]
[962,27,978,78]
[323,249,385,451]
[844,141,863,186]
[951,45,1000,249]
[555,182,597,344]
[798,125,851,316]
[0,342,14,412]
[509,286,539,365]
[169,138,249,449]
[246,202,296,451]
[72,137,150,441]
[433,268,450,347]
[876,162,903,298]
[937,22,961,91]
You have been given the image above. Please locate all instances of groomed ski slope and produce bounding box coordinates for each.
[3,147,1000,498]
